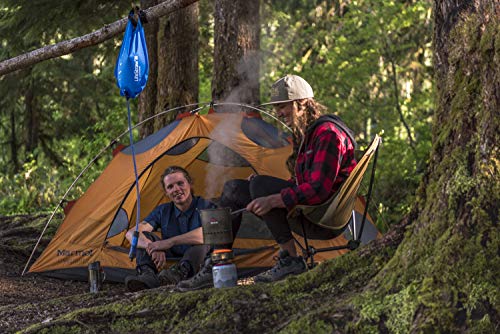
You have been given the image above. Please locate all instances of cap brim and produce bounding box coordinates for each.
[258,99,294,107]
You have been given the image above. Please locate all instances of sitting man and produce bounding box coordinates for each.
[124,166,215,292]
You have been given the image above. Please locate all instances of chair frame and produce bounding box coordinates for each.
[293,136,381,268]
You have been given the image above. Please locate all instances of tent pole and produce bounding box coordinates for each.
[21,103,207,275]
[21,102,290,275]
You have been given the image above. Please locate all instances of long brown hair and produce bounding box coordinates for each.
[286,98,325,174]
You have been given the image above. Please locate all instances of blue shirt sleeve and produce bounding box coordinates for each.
[144,204,168,231]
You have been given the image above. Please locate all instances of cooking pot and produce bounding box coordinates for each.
[199,208,233,245]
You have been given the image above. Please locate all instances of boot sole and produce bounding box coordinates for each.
[254,268,306,283]
[175,281,213,292]
[126,279,148,292]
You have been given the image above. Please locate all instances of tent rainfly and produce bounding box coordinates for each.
[29,111,381,282]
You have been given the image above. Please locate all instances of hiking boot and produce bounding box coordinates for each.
[254,250,306,283]
[125,265,160,292]
[175,257,214,292]
[158,261,191,285]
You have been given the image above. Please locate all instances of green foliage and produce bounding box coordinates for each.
[281,317,333,334]
[0,0,434,231]
[0,0,132,214]
[261,0,434,229]
[357,282,419,333]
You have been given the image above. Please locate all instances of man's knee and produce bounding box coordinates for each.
[222,179,248,197]
[220,179,250,208]
[182,245,211,273]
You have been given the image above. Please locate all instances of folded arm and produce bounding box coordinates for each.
[146,227,203,254]
[125,221,155,249]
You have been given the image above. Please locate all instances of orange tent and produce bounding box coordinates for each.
[29,111,380,282]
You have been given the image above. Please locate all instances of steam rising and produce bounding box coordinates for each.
[204,52,260,199]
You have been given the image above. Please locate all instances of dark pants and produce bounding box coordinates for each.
[136,232,210,274]
[219,175,340,245]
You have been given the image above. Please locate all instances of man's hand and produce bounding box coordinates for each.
[150,250,166,270]
[247,194,285,216]
[146,239,173,255]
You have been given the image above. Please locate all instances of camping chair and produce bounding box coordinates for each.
[287,134,382,268]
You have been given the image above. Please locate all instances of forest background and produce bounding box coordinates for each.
[0,0,433,234]
[0,0,498,333]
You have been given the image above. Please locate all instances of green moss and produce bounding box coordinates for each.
[280,317,333,334]
[356,283,419,333]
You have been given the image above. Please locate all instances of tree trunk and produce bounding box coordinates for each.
[138,0,160,139]
[355,1,499,331]
[212,0,260,107]
[154,2,199,129]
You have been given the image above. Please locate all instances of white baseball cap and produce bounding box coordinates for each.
[261,74,314,106]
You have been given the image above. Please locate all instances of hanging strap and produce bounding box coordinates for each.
[127,98,141,260]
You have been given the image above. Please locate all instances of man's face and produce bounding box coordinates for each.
[274,101,301,126]
[163,172,192,207]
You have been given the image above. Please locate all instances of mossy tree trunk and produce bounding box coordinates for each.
[354,1,499,331]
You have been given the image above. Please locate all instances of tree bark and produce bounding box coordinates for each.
[360,1,499,331]
[138,0,160,139]
[212,0,260,107]
[154,2,199,129]
[0,0,199,77]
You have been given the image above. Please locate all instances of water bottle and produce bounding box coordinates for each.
[88,261,106,293]
[211,249,237,288]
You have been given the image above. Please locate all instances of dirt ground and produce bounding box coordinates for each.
[0,214,254,333]
[0,250,128,332]
[0,215,127,333]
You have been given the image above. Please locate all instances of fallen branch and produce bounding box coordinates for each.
[0,0,199,77]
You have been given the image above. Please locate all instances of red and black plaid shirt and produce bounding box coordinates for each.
[281,121,357,211]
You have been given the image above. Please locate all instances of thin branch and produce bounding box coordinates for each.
[389,59,417,154]
[0,0,199,77]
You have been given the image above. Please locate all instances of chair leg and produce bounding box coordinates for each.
[300,217,316,269]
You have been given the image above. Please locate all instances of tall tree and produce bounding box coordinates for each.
[212,0,260,106]
[137,0,200,137]
[154,2,200,129]
[139,0,160,139]
[351,0,499,331]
